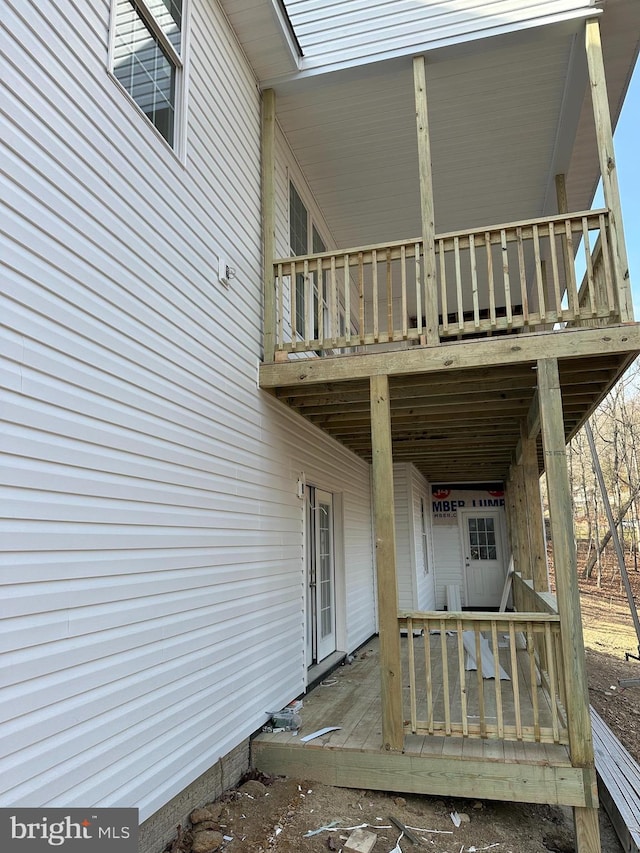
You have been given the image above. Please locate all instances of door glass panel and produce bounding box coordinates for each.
[467,517,497,561]
[318,502,333,638]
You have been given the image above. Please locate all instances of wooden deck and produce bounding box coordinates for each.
[252,637,598,808]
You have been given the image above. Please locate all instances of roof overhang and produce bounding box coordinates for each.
[265,2,637,253]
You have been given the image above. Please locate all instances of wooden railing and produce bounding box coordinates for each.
[399,611,568,744]
[271,209,619,356]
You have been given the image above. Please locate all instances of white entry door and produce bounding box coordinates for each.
[306,487,336,664]
[459,509,506,608]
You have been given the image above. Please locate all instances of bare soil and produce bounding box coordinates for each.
[165,544,640,853]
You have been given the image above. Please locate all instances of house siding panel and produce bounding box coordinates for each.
[393,464,414,611]
[282,0,595,74]
[409,466,436,612]
[1,0,374,823]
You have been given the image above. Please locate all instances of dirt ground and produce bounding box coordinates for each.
[165,546,640,853]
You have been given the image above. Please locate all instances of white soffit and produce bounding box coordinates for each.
[219,0,300,80]
[275,23,585,248]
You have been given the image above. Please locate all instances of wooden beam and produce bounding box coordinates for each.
[261,88,276,363]
[585,19,633,322]
[413,56,439,346]
[521,426,548,592]
[370,374,403,752]
[252,740,596,807]
[537,357,600,853]
[259,325,640,388]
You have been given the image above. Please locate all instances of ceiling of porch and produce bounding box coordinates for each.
[271,6,638,253]
[271,351,633,482]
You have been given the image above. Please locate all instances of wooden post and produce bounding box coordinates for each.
[413,56,439,347]
[505,478,520,571]
[512,464,531,581]
[262,88,277,363]
[370,374,404,752]
[521,427,549,592]
[537,358,600,853]
[504,479,523,611]
[585,18,633,322]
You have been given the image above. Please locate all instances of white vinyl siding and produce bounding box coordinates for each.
[393,464,435,612]
[410,467,435,611]
[1,0,374,824]
[393,464,413,611]
[431,486,508,608]
[282,0,596,75]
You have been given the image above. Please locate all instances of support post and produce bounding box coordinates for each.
[505,478,520,576]
[370,374,404,752]
[521,427,549,592]
[585,18,633,322]
[537,358,600,853]
[262,88,277,363]
[413,56,439,346]
[512,463,531,581]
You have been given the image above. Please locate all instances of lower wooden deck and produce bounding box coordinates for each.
[252,637,597,808]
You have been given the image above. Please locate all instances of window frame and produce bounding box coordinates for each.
[108,0,189,157]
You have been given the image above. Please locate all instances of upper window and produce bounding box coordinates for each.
[112,0,185,150]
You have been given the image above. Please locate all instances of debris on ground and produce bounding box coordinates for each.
[161,774,623,853]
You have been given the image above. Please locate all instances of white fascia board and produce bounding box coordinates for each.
[268,0,303,67]
[261,7,601,88]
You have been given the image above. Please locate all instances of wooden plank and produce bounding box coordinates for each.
[344,253,351,345]
[414,243,422,335]
[585,18,633,323]
[538,358,593,765]
[370,375,403,751]
[276,263,284,350]
[440,619,451,736]
[252,740,592,806]
[501,229,512,328]
[548,222,562,319]
[470,233,480,329]
[486,232,497,328]
[400,246,407,339]
[598,216,616,316]
[538,357,600,851]
[358,252,365,344]
[261,88,276,363]
[423,626,434,735]
[303,259,310,347]
[456,619,468,736]
[259,324,640,388]
[454,236,464,332]
[533,224,545,322]
[439,238,449,336]
[413,56,439,345]
[581,219,596,316]
[407,618,417,733]
[372,249,379,343]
